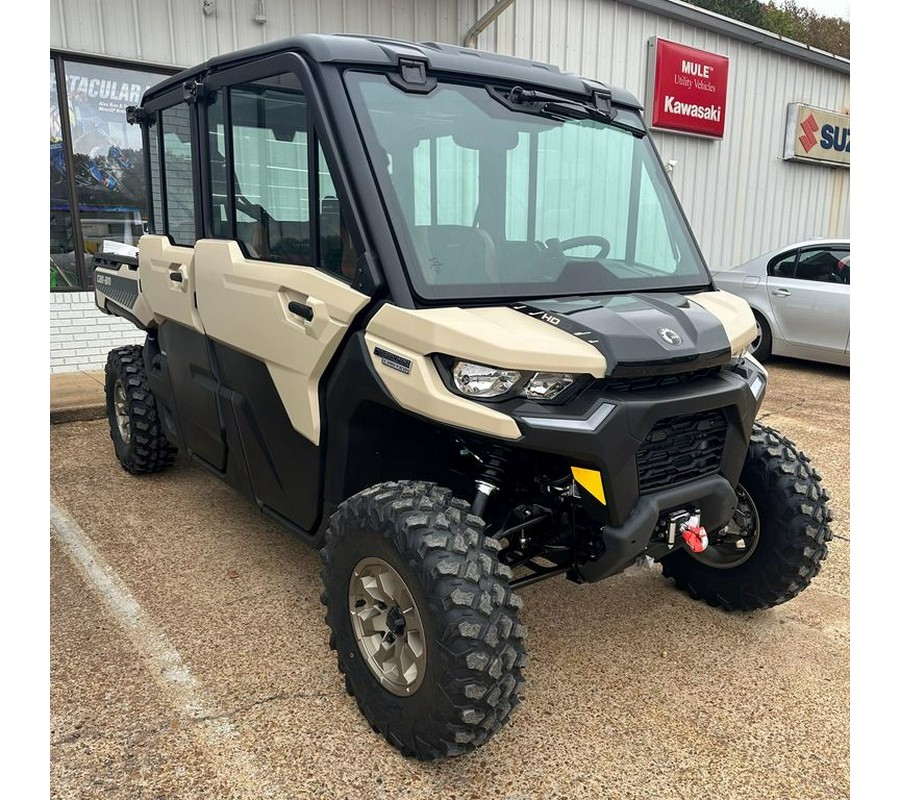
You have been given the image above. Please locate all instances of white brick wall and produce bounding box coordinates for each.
[50,292,145,373]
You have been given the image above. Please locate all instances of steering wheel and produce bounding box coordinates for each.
[555,235,611,260]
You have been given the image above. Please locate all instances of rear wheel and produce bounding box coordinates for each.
[105,345,177,475]
[320,480,527,759]
[749,311,772,362]
[661,424,832,611]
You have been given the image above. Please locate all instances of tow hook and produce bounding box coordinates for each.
[680,515,708,553]
[664,510,708,552]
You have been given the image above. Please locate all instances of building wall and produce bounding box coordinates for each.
[50,0,468,67]
[50,293,144,374]
[50,0,849,372]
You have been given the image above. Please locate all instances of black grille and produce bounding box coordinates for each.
[600,367,721,394]
[636,409,728,492]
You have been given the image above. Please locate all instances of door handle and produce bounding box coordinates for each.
[169,271,183,283]
[288,300,314,321]
[772,288,791,297]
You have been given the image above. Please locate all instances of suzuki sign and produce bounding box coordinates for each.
[647,37,729,138]
[783,103,850,167]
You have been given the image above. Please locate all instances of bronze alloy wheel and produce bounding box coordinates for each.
[113,379,131,444]
[348,557,427,696]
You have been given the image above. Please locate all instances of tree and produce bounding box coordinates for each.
[684,1,850,59]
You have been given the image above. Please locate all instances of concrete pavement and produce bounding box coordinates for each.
[50,371,106,424]
[49,359,850,799]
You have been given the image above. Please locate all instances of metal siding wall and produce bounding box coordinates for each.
[49,0,848,269]
[51,1,466,64]
[488,0,849,268]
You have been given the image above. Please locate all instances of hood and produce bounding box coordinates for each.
[510,293,736,377]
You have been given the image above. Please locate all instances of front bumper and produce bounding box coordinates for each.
[505,360,766,580]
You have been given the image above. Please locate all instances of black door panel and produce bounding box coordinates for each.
[158,321,227,471]
[211,341,321,533]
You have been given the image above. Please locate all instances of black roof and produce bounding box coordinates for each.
[143,33,642,109]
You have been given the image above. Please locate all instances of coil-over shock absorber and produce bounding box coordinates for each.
[470,445,511,519]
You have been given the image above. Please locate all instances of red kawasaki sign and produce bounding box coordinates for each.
[648,37,729,138]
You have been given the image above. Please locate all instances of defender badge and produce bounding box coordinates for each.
[658,327,682,345]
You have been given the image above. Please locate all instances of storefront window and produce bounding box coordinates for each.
[50,60,80,289]
[57,58,168,287]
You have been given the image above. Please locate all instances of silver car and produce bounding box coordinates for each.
[712,238,850,366]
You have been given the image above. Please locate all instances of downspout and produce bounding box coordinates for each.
[464,0,519,49]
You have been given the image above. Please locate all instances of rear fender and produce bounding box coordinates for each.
[93,254,156,330]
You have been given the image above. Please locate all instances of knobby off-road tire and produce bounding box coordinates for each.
[105,345,177,475]
[662,424,833,611]
[320,481,527,760]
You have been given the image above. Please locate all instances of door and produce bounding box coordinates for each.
[139,93,226,471]
[192,59,370,531]
[765,245,850,357]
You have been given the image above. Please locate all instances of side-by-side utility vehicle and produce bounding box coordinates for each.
[94,35,833,759]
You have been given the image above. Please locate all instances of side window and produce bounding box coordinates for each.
[318,147,358,281]
[206,90,229,239]
[796,247,850,284]
[768,251,797,278]
[147,119,164,235]
[160,103,196,246]
[206,71,358,280]
[230,75,311,264]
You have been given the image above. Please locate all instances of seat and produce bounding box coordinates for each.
[411,225,501,286]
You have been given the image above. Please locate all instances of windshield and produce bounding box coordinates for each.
[346,72,710,301]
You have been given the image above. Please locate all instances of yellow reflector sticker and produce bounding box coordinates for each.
[570,467,606,505]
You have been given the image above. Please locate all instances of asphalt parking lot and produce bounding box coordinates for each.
[50,358,850,800]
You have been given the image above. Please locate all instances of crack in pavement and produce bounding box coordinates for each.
[50,499,293,800]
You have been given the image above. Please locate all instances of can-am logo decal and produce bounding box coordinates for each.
[658,328,682,346]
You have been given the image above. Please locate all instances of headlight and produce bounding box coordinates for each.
[523,372,575,400]
[446,359,581,402]
[452,361,521,398]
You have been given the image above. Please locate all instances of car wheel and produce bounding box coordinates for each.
[749,312,772,362]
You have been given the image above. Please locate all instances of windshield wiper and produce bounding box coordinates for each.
[487,84,619,124]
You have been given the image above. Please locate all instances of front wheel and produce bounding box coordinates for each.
[661,424,832,611]
[320,481,527,760]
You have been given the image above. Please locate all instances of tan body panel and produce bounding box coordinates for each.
[364,293,753,441]
[139,235,205,333]
[192,239,368,444]
[364,333,522,441]
[690,290,757,356]
[367,305,609,378]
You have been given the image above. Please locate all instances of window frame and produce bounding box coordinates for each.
[143,85,204,249]
[344,71,711,303]
[767,248,799,279]
[198,53,367,285]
